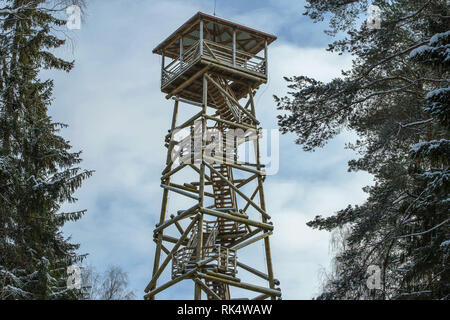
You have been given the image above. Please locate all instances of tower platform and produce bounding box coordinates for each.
[153,12,276,105]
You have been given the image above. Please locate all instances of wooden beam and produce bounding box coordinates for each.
[204,162,270,219]
[247,39,265,56]
[204,41,219,60]
[189,164,211,181]
[231,231,272,251]
[216,159,265,177]
[228,227,262,248]
[172,96,203,108]
[204,115,256,131]
[160,19,201,58]
[242,186,259,214]
[193,278,222,300]
[160,244,171,256]
[204,271,241,283]
[172,111,203,131]
[168,182,215,198]
[154,204,199,234]
[174,221,185,235]
[201,207,273,231]
[166,65,210,99]
[161,184,200,200]
[145,269,197,299]
[161,235,188,245]
[161,163,186,181]
[237,261,269,281]
[236,174,258,189]
[196,272,281,297]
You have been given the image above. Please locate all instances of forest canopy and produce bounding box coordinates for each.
[276,0,449,299]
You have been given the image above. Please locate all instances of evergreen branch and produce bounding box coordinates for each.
[395,218,450,239]
[398,118,434,128]
[393,0,434,25]
[358,40,430,80]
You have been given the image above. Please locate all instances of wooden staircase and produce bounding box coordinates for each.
[205,279,230,300]
[208,75,255,126]
[210,163,236,209]
[210,163,247,246]
[204,164,244,299]
[173,79,255,299]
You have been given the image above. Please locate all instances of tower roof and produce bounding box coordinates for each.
[153,12,277,59]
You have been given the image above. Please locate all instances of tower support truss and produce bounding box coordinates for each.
[146,12,280,300]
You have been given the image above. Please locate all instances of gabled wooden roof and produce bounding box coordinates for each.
[153,12,277,59]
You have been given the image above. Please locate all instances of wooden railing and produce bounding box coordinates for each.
[172,245,237,279]
[202,40,266,75]
[162,40,201,86]
[161,40,267,87]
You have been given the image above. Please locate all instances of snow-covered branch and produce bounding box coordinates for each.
[396,218,450,239]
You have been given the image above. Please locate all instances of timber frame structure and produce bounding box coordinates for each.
[145,12,281,300]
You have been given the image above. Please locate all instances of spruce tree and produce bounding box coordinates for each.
[275,0,449,299]
[0,0,91,299]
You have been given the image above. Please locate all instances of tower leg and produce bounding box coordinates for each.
[250,89,276,299]
[149,100,179,299]
[195,75,208,300]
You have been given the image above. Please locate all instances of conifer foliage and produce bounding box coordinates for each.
[0,0,91,299]
[275,0,449,299]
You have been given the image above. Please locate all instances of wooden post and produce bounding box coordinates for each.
[264,39,268,76]
[199,20,204,56]
[161,50,165,85]
[251,95,276,298]
[195,74,208,300]
[179,36,183,72]
[232,29,236,67]
[149,101,179,299]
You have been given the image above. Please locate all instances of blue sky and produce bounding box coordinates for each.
[42,0,373,299]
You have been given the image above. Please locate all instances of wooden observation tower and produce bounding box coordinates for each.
[145,12,281,300]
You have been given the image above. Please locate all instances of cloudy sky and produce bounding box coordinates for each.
[43,0,373,299]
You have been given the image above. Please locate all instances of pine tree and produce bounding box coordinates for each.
[275,0,449,299]
[0,0,91,299]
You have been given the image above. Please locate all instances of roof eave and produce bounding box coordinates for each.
[152,11,277,56]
